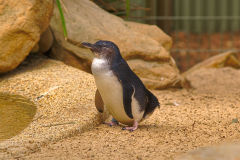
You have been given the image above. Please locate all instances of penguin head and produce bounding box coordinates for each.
[81,40,121,59]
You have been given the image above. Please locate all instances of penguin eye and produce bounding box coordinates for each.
[102,46,109,50]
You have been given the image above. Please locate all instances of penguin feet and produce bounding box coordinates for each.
[122,121,138,132]
[104,118,119,127]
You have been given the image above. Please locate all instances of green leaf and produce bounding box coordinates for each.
[125,0,130,19]
[56,0,68,40]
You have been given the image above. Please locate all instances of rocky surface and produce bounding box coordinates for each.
[50,0,183,89]
[183,51,240,77]
[31,28,54,54]
[0,0,53,73]
[38,27,54,54]
[0,54,105,159]
[125,21,172,51]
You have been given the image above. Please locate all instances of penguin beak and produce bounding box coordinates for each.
[81,42,100,53]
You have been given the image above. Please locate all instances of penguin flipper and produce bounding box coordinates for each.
[122,83,134,119]
[95,89,104,113]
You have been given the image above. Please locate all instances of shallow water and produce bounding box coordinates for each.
[0,93,36,141]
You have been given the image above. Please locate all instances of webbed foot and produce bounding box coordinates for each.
[122,121,138,132]
[104,118,119,127]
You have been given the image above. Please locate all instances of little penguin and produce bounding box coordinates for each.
[82,40,160,131]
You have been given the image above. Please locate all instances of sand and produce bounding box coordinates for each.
[0,54,103,159]
[22,67,240,160]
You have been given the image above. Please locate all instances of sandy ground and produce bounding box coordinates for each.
[0,55,102,159]
[23,67,240,160]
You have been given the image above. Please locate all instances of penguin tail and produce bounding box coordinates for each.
[143,90,160,118]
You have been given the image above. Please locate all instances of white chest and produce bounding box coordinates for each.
[91,58,133,124]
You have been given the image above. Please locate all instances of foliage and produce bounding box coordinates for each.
[56,0,68,39]
[125,0,130,19]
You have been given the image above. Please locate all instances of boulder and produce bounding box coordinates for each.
[125,21,172,51]
[182,52,240,91]
[182,51,240,77]
[30,27,54,54]
[0,54,104,159]
[38,27,54,54]
[0,0,53,73]
[176,143,240,160]
[50,0,183,89]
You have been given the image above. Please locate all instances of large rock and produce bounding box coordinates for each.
[50,0,183,89]
[37,27,54,54]
[125,21,172,51]
[0,0,53,73]
[0,54,104,159]
[182,51,240,77]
